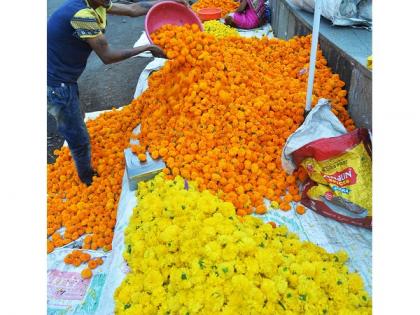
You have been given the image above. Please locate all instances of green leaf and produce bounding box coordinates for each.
[222,267,228,273]
[337,280,343,285]
[124,303,131,310]
[299,294,307,301]
[198,259,205,269]
[278,300,286,310]
[287,293,292,298]
[181,273,187,280]
[127,244,131,254]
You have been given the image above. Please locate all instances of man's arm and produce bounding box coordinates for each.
[86,34,166,64]
[108,0,189,17]
[107,2,149,17]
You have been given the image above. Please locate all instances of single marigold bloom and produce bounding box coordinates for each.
[81,268,92,279]
[296,205,306,215]
[72,258,82,267]
[88,260,98,270]
[255,204,267,215]
[80,253,91,263]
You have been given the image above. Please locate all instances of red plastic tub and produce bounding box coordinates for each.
[197,8,222,21]
[145,1,203,44]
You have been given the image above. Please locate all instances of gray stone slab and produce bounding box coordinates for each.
[348,69,372,129]
[286,2,372,67]
[278,1,290,39]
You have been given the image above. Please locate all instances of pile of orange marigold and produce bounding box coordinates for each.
[130,24,354,216]
[47,24,355,258]
[192,0,239,16]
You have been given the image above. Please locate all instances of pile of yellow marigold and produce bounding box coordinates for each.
[192,0,239,16]
[204,20,240,38]
[114,174,372,314]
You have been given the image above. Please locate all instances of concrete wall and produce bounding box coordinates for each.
[270,0,372,130]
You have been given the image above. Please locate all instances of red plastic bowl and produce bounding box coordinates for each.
[145,1,203,44]
[198,8,222,21]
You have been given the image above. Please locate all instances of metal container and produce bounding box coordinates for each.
[124,148,166,191]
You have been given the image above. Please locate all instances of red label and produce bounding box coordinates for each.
[324,191,334,201]
[322,167,357,187]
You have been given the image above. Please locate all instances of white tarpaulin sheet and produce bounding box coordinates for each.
[236,23,274,39]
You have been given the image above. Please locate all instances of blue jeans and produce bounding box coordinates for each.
[47,83,94,185]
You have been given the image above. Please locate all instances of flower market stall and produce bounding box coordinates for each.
[47,16,372,315]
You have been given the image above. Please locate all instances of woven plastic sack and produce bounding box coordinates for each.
[282,99,372,229]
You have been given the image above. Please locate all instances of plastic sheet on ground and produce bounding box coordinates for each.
[133,31,154,58]
[236,23,274,38]
[95,172,137,315]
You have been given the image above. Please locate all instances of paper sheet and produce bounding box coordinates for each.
[47,247,110,314]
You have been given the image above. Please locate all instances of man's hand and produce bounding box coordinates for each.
[108,2,148,17]
[147,45,167,58]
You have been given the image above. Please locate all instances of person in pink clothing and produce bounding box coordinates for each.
[225,0,266,29]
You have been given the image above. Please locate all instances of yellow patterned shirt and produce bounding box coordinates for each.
[70,0,113,39]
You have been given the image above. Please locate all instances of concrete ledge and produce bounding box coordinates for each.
[270,0,372,130]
